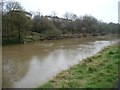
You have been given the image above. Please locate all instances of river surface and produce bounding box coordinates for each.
[2,36,117,88]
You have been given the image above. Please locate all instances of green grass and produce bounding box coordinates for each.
[38,44,119,88]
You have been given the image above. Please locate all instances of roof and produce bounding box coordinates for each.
[45,16,60,19]
[6,10,32,16]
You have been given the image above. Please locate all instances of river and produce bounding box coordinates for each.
[2,35,117,88]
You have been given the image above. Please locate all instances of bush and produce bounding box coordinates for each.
[45,29,62,39]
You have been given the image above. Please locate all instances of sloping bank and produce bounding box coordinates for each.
[38,44,119,88]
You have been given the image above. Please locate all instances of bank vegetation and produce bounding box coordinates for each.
[38,44,119,88]
[2,1,119,45]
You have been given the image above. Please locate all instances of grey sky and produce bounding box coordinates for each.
[118,1,120,24]
[15,0,119,23]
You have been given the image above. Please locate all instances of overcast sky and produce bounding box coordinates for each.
[13,0,119,23]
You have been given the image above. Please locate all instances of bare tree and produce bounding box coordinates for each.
[2,1,31,43]
[71,14,78,21]
[35,9,42,16]
[63,12,70,20]
[1,0,7,14]
[63,12,77,20]
[51,11,57,17]
[6,2,23,12]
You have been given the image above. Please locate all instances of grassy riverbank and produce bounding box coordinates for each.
[38,44,119,88]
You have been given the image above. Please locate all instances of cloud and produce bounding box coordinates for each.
[16,0,119,23]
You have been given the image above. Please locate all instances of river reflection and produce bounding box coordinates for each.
[2,36,116,88]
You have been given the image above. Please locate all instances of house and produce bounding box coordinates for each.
[45,16,61,22]
[24,11,32,19]
[45,15,72,22]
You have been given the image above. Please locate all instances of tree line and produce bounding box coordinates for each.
[2,1,119,45]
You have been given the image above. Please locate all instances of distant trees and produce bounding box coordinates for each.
[32,12,62,39]
[32,16,56,33]
[51,11,57,17]
[29,11,119,40]
[108,22,118,34]
[2,1,118,45]
[58,14,118,35]
[2,1,32,44]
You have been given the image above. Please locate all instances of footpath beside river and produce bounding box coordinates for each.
[39,43,119,88]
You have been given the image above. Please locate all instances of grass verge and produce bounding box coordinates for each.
[38,44,119,88]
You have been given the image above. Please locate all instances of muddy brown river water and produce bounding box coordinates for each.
[2,36,117,88]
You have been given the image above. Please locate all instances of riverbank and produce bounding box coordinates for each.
[17,33,117,44]
[3,33,118,45]
[38,44,119,88]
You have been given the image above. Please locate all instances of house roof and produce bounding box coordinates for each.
[6,10,32,16]
[45,15,60,19]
